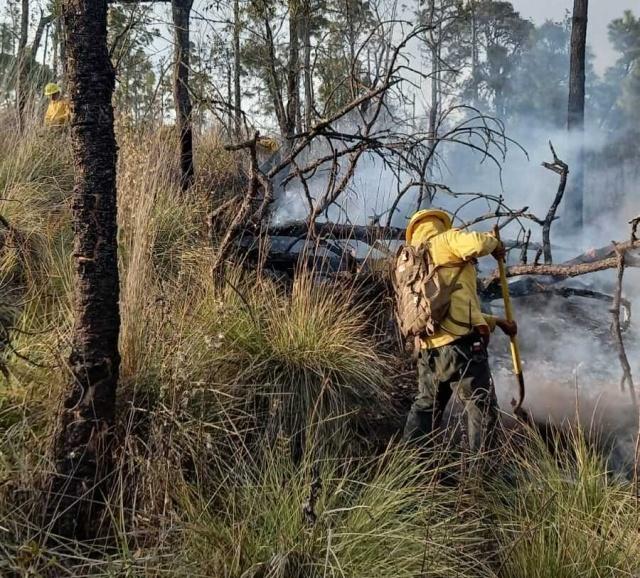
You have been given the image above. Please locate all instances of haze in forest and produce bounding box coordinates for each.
[513,0,636,73]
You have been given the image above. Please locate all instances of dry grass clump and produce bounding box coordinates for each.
[487,427,640,578]
[160,262,391,447]
[176,440,493,578]
[195,129,246,200]
[0,115,73,229]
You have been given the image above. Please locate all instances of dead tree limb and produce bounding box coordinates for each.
[541,141,569,264]
[611,243,636,408]
[211,132,264,272]
[487,239,640,281]
[461,207,541,229]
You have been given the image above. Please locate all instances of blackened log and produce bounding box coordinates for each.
[265,222,405,244]
[49,0,120,539]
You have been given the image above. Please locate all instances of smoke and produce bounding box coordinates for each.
[266,6,640,467]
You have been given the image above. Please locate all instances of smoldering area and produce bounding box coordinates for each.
[269,110,640,466]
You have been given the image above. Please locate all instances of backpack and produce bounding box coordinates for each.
[392,242,466,340]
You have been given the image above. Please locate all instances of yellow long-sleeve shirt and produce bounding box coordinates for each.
[410,220,499,349]
[44,99,71,127]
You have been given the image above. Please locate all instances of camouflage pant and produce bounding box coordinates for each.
[403,334,498,452]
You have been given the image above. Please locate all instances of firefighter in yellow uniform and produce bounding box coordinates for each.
[44,83,71,128]
[403,209,517,452]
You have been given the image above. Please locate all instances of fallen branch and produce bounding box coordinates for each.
[486,239,640,281]
[481,275,631,320]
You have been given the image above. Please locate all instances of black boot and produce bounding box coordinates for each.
[403,406,435,442]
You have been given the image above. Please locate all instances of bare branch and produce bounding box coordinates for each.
[611,243,636,408]
[540,141,569,264]
[486,239,640,282]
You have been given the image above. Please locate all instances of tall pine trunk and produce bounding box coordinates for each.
[285,0,300,143]
[172,0,194,191]
[567,0,588,230]
[233,0,242,136]
[16,0,29,131]
[470,0,479,108]
[49,0,120,539]
[301,0,313,130]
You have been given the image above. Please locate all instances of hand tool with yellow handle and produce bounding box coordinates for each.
[493,225,526,415]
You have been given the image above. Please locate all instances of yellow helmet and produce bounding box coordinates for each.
[44,83,61,96]
[405,209,452,243]
[257,136,280,153]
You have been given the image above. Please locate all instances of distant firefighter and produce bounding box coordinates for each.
[43,83,71,128]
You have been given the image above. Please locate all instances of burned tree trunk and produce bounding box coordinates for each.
[172,0,194,191]
[49,0,120,539]
[567,0,588,230]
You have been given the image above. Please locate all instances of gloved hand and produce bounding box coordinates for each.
[492,242,506,261]
[496,318,517,336]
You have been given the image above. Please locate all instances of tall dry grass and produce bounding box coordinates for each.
[487,427,640,578]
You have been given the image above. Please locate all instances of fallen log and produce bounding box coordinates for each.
[265,222,405,244]
[262,221,549,254]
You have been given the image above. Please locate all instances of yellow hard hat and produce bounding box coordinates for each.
[257,137,280,153]
[44,83,61,96]
[405,209,452,243]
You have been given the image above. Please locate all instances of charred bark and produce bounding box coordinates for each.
[172,0,195,191]
[48,0,120,539]
[567,0,588,230]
